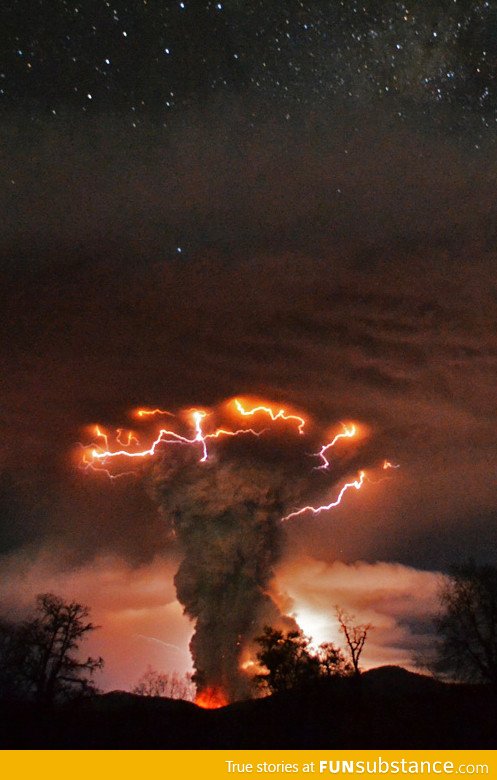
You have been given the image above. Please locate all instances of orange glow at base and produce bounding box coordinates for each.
[194,687,228,709]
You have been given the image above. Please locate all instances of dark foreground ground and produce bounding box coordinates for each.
[1,667,495,749]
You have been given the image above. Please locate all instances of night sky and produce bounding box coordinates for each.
[1,1,497,691]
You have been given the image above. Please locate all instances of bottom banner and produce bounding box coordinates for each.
[0,750,494,779]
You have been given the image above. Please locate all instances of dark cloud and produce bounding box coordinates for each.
[0,107,496,259]
[1,237,496,566]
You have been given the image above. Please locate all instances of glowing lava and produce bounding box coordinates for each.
[194,687,228,709]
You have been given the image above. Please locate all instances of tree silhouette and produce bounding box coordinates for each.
[255,626,351,694]
[317,642,353,678]
[0,593,103,706]
[0,618,30,699]
[433,562,497,686]
[336,607,372,676]
[132,665,195,700]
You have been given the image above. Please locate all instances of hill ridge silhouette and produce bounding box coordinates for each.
[1,666,494,749]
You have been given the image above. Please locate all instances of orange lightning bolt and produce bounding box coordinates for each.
[364,460,401,485]
[383,460,400,469]
[135,408,175,419]
[90,411,209,465]
[233,399,306,434]
[93,425,110,450]
[80,459,138,481]
[314,423,357,470]
[281,470,366,522]
[191,410,209,462]
[116,429,139,447]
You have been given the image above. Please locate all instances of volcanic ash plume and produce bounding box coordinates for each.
[149,446,303,702]
[79,399,397,703]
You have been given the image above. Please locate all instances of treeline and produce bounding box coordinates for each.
[1,561,496,706]
[254,606,370,695]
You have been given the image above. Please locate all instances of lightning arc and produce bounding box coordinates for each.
[116,429,139,447]
[135,408,175,418]
[281,470,366,522]
[94,425,109,450]
[362,459,401,485]
[314,423,357,470]
[84,408,265,471]
[192,410,209,462]
[383,459,400,469]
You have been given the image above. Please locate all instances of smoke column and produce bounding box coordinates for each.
[149,443,303,702]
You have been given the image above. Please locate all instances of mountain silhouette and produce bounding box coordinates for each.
[1,667,495,748]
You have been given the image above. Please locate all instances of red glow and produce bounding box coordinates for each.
[194,687,228,709]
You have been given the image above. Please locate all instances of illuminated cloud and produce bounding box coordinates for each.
[274,558,441,670]
[0,550,193,691]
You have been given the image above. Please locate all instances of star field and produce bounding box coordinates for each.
[2,0,497,129]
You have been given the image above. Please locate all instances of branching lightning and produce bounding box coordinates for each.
[79,453,138,481]
[78,397,399,518]
[81,407,265,476]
